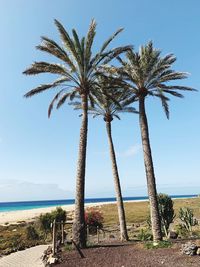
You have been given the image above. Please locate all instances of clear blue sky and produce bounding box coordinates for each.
[0,0,199,202]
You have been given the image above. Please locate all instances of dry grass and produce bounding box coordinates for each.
[98,197,200,226]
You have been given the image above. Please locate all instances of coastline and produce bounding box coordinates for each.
[0,200,148,225]
[0,196,198,225]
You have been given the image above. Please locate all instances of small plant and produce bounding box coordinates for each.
[174,224,189,238]
[178,207,198,232]
[157,193,175,237]
[51,207,67,224]
[64,243,73,251]
[85,208,103,234]
[144,240,172,249]
[39,212,53,239]
[137,228,152,241]
[147,193,175,237]
[26,225,39,240]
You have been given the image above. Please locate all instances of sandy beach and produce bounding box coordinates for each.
[0,201,120,225]
[0,199,150,225]
[1,196,195,225]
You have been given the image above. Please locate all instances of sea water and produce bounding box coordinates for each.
[0,195,197,212]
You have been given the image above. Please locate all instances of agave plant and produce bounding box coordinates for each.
[71,78,137,241]
[102,41,196,241]
[23,19,131,247]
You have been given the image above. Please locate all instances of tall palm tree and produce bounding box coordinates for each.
[72,80,137,241]
[105,41,196,241]
[23,19,131,248]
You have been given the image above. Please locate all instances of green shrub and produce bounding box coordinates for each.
[144,240,172,249]
[39,207,67,238]
[147,193,175,237]
[26,225,39,240]
[174,223,189,238]
[39,212,53,238]
[178,207,198,232]
[157,193,175,237]
[137,228,152,241]
[51,207,67,224]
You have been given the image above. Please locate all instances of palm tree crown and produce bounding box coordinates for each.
[72,78,137,121]
[23,19,131,115]
[113,41,196,117]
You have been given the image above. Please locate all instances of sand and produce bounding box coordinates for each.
[0,201,120,225]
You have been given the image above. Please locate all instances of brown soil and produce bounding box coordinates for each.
[57,242,200,267]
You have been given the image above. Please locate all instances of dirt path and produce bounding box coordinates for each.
[57,243,200,267]
[0,245,48,267]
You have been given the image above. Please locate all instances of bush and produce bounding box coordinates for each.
[85,208,103,234]
[175,224,189,238]
[178,207,198,232]
[51,207,67,224]
[39,207,67,239]
[147,193,175,237]
[26,225,39,240]
[39,213,53,238]
[157,193,175,237]
[137,228,152,241]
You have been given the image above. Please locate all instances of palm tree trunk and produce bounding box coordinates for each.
[72,93,88,248]
[139,96,162,241]
[106,121,128,241]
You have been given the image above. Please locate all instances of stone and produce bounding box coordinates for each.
[109,234,115,238]
[181,242,198,256]
[168,231,178,239]
[48,255,58,265]
[196,248,200,255]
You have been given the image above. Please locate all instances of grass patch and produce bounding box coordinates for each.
[144,240,172,249]
[64,243,73,251]
[99,197,200,226]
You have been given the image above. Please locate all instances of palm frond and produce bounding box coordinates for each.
[113,114,121,120]
[85,19,96,69]
[48,89,65,117]
[36,36,76,70]
[161,90,184,98]
[54,19,81,66]
[56,92,71,109]
[116,106,138,114]
[157,84,197,92]
[103,45,133,64]
[24,77,68,98]
[23,62,68,76]
[100,28,123,53]
[155,92,170,119]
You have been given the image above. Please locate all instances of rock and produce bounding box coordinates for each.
[168,231,178,239]
[109,234,115,238]
[47,255,58,265]
[41,246,53,264]
[46,246,52,255]
[196,248,200,255]
[181,242,198,256]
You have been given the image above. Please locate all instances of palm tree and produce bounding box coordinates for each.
[107,41,196,241]
[72,80,137,241]
[23,19,131,248]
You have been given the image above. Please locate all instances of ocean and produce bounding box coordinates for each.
[0,194,197,212]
